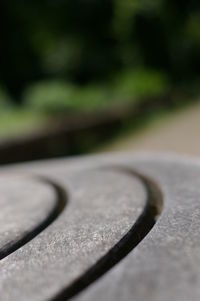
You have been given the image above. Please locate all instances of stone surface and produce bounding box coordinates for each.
[76,154,200,301]
[0,164,147,301]
[0,175,58,260]
[0,153,200,301]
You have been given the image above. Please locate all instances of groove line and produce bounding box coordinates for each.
[0,177,67,260]
[49,166,163,301]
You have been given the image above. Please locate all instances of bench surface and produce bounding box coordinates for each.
[0,153,200,301]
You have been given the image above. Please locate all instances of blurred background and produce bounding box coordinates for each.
[0,0,200,164]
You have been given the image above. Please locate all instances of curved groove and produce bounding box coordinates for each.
[49,166,163,301]
[0,176,67,260]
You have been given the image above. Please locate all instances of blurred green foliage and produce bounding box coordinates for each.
[0,110,45,138]
[24,81,76,114]
[0,87,13,111]
[24,81,111,114]
[0,86,45,137]
[23,69,168,114]
[0,0,199,113]
[113,69,169,102]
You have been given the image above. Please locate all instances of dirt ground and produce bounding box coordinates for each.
[101,100,200,157]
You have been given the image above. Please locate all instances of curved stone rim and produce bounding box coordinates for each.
[49,166,163,301]
[0,176,67,260]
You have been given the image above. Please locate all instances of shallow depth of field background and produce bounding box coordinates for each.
[0,0,200,160]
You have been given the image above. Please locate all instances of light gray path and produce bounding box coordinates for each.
[102,101,200,156]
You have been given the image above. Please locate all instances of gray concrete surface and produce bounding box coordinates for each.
[0,175,58,259]
[0,159,147,301]
[0,153,200,301]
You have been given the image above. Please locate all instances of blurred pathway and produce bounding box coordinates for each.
[101,100,200,157]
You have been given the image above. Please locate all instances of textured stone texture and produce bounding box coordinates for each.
[1,153,200,301]
[0,175,58,259]
[76,154,200,301]
[0,163,147,301]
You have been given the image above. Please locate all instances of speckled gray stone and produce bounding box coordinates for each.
[0,162,147,301]
[1,153,200,301]
[0,175,58,259]
[76,154,200,301]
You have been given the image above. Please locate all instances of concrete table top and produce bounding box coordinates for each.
[0,175,59,260]
[0,153,200,301]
